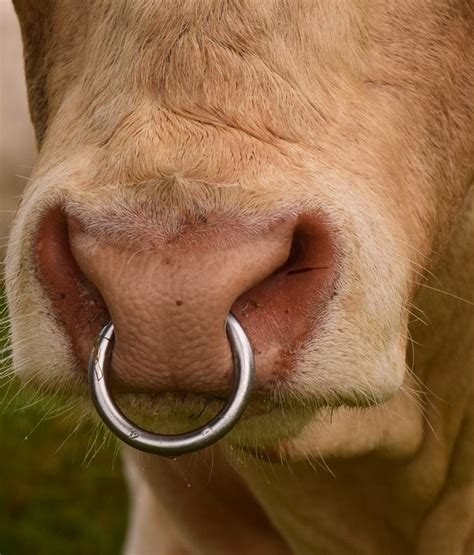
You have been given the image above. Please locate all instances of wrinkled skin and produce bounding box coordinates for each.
[6,1,474,553]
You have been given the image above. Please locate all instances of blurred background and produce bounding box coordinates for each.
[0,2,128,552]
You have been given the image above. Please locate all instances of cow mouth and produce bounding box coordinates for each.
[34,205,337,404]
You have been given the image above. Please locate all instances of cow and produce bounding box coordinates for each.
[5,1,474,553]
[0,1,36,258]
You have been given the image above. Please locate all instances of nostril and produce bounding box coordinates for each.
[231,214,336,388]
[35,208,109,367]
[280,230,306,272]
[278,226,331,277]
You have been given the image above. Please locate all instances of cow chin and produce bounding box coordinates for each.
[5,153,411,460]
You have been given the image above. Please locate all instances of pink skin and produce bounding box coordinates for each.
[35,207,336,397]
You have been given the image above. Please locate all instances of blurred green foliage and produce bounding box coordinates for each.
[0,290,128,555]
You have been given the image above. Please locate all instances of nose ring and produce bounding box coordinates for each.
[88,314,255,457]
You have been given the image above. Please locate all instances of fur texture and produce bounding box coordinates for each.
[6,1,474,552]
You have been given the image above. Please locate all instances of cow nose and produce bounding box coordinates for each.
[37,210,336,395]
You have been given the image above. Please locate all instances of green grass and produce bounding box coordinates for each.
[0,291,128,555]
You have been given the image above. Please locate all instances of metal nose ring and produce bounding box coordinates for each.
[88,314,255,457]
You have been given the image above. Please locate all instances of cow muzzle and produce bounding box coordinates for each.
[35,207,337,454]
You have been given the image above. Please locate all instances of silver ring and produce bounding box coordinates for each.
[88,314,255,457]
